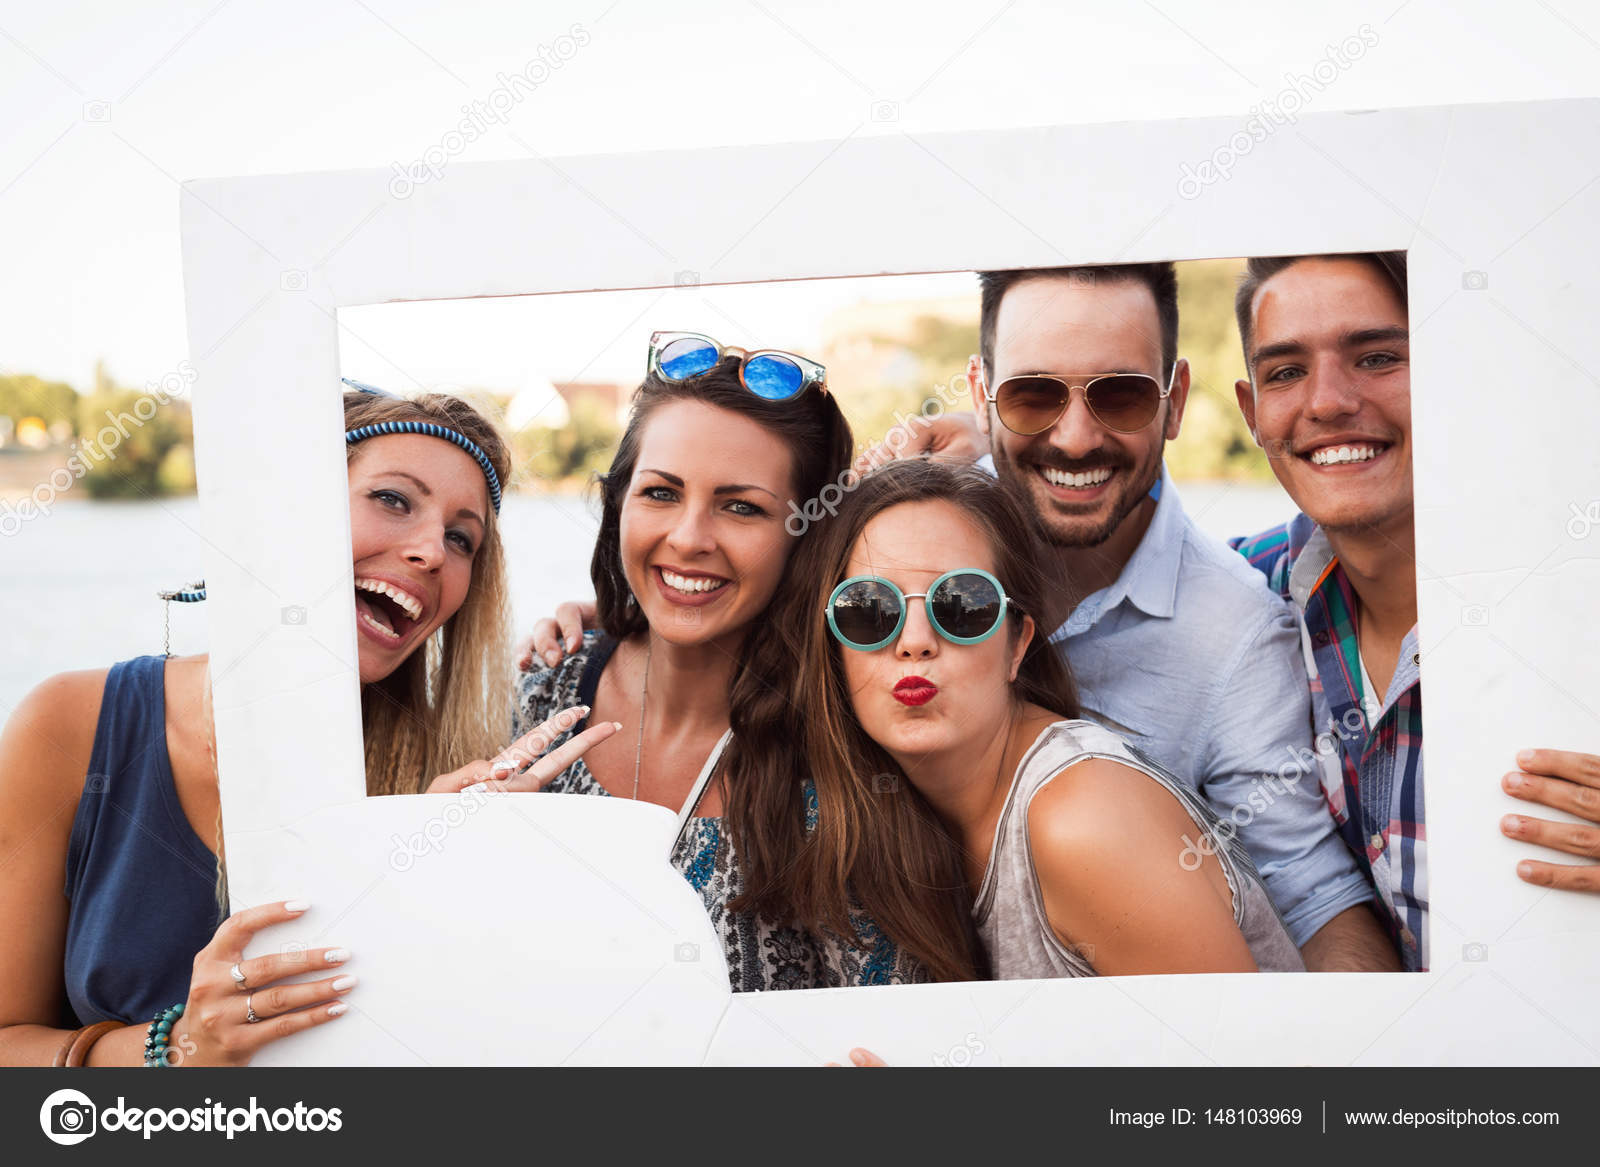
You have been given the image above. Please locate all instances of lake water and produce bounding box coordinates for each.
[0,480,1297,713]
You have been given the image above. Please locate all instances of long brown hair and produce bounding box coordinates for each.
[344,390,514,796]
[727,457,1079,981]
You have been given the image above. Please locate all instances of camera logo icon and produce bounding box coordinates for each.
[870,99,900,122]
[1461,270,1489,291]
[1260,437,1294,460]
[1462,942,1489,962]
[40,1088,97,1145]
[1460,604,1489,627]
[281,604,308,626]
[673,605,701,627]
[673,941,700,963]
[280,269,308,292]
[869,772,899,794]
[673,270,700,288]
[82,101,111,123]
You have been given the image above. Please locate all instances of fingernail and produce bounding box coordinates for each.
[1517,861,1535,880]
[1517,749,1536,767]
[1501,815,1521,834]
[545,651,560,666]
[850,1049,868,1066]
[324,948,350,965]
[612,721,624,732]
[328,1003,348,1018]
[284,899,310,913]
[1505,773,1523,790]
[331,975,358,992]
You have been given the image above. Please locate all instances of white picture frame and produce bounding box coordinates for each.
[179,98,1600,1065]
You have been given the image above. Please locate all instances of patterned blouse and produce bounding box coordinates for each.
[514,631,928,992]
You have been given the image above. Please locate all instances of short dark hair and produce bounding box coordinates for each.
[977,263,1179,382]
[590,356,855,639]
[1235,251,1409,367]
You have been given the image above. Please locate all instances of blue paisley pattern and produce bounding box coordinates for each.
[514,631,928,993]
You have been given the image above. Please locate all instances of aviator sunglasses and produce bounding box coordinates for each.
[825,568,1015,652]
[983,364,1176,435]
[648,330,828,402]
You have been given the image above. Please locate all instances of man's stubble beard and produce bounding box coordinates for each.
[992,437,1161,550]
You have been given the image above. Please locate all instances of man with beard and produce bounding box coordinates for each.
[956,263,1394,970]
[1230,252,1600,972]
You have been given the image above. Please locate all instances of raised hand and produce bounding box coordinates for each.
[426,705,620,795]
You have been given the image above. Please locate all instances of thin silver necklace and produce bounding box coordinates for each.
[632,638,652,801]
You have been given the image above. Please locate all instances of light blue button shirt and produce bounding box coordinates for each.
[982,457,1374,946]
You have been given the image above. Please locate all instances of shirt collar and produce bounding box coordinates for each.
[1288,522,1339,608]
[1051,463,1183,639]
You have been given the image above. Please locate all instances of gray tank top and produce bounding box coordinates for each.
[973,720,1304,977]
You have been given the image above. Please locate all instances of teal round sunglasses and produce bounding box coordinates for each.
[825,568,1014,651]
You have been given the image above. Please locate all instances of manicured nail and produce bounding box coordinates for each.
[284,899,311,913]
[1517,861,1535,880]
[850,1049,869,1066]
[1517,749,1536,767]
[1505,773,1524,790]
[612,721,624,732]
[545,650,560,666]
[327,1003,348,1018]
[331,975,358,992]
[324,948,350,965]
[1501,815,1521,834]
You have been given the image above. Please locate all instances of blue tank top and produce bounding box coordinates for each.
[63,656,226,1025]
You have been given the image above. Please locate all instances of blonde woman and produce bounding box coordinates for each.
[0,389,613,1067]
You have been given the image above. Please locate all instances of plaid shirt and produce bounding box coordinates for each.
[1232,514,1428,971]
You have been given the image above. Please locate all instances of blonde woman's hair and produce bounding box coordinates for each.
[343,390,514,796]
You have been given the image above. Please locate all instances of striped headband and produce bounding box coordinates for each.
[342,378,503,513]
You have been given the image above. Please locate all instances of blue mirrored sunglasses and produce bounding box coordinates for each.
[647,331,828,402]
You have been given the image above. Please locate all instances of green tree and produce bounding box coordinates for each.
[0,372,77,428]
[514,394,620,485]
[76,362,196,499]
[1168,258,1271,481]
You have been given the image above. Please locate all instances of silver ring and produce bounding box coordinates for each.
[229,962,249,990]
[245,994,261,1024]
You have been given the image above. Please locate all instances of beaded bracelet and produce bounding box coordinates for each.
[143,1003,185,1067]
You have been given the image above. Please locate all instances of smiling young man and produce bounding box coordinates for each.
[1230,251,1600,972]
[958,263,1394,971]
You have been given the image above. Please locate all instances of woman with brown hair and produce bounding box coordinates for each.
[465,332,931,990]
[0,387,608,1066]
[739,457,1303,980]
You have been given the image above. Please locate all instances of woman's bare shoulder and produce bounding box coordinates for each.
[0,667,112,803]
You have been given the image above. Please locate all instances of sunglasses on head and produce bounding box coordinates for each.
[983,365,1176,435]
[825,568,1014,651]
[648,330,828,402]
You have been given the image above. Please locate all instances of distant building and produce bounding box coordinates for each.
[505,378,631,431]
[819,295,977,396]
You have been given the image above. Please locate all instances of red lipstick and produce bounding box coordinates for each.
[892,676,938,706]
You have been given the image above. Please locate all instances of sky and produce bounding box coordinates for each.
[1,0,1596,391]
